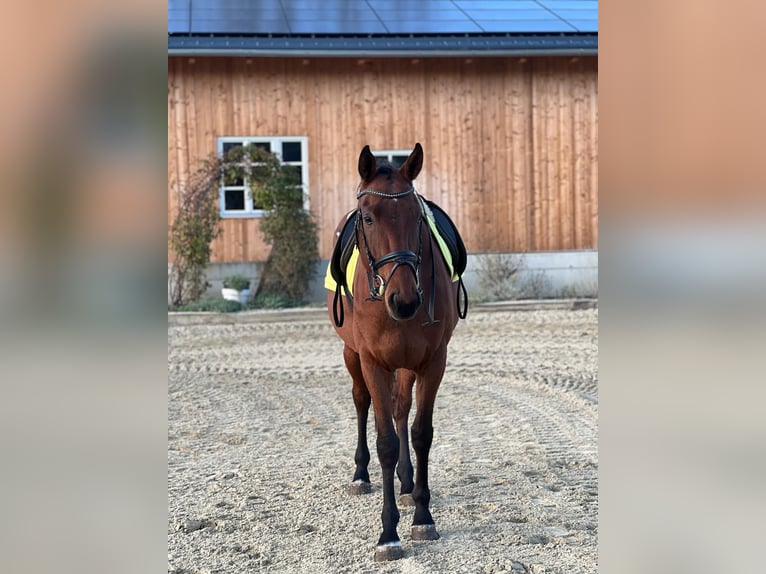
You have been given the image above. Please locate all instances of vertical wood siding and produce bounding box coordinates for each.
[168,56,598,261]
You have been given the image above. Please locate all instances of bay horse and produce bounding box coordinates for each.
[326,143,462,561]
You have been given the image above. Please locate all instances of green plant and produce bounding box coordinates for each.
[248,293,303,309]
[224,145,319,302]
[222,274,251,291]
[170,298,243,313]
[168,146,318,307]
[169,157,223,306]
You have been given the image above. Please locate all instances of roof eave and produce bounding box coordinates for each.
[168,48,597,57]
[167,34,598,58]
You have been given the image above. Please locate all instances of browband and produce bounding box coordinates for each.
[356,186,415,200]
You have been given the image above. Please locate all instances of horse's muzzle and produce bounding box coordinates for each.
[386,289,423,321]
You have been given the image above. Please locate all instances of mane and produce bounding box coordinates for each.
[373,161,396,182]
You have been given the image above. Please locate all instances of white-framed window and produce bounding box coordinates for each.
[372,149,411,168]
[217,136,309,218]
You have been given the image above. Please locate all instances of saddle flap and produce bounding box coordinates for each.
[330,210,359,290]
[423,199,467,277]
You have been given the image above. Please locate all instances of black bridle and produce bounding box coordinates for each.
[356,186,422,300]
[355,186,438,325]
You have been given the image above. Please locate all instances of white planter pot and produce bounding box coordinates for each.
[221,288,251,305]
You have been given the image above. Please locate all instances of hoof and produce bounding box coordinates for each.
[374,541,403,562]
[399,493,415,507]
[347,480,372,495]
[412,524,440,541]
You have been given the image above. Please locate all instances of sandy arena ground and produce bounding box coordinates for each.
[168,306,598,573]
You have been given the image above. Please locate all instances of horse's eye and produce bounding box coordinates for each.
[363,215,373,225]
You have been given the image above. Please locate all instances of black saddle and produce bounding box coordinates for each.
[329,211,359,295]
[422,198,467,278]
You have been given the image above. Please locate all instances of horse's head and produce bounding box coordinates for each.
[356,143,425,321]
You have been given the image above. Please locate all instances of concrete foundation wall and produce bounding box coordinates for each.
[204,262,265,295]
[310,249,598,303]
[464,250,598,300]
[168,262,265,304]
[170,250,597,304]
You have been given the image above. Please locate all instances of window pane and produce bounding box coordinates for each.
[222,142,242,154]
[253,142,271,153]
[391,155,408,168]
[282,141,302,162]
[224,189,245,210]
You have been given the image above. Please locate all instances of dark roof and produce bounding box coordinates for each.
[168,0,597,56]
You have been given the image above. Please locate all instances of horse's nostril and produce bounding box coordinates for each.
[387,292,420,321]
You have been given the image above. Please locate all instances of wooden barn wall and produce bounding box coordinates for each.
[168,56,598,262]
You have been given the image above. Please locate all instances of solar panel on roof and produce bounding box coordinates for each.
[290,20,388,34]
[169,0,598,35]
[539,1,598,10]
[476,20,576,33]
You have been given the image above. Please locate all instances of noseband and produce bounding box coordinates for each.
[356,186,424,305]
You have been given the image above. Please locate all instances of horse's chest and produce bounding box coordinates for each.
[360,328,430,371]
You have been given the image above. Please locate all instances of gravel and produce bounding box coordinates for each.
[168,307,598,573]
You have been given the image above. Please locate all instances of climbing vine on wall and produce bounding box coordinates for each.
[169,147,319,307]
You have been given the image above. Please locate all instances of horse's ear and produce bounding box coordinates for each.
[400,143,423,182]
[358,145,377,182]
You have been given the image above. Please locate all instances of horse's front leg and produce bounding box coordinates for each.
[344,346,371,495]
[393,369,416,505]
[361,355,403,561]
[410,347,447,541]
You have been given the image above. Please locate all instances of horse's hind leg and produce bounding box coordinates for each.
[393,369,416,506]
[410,347,447,541]
[344,346,372,495]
